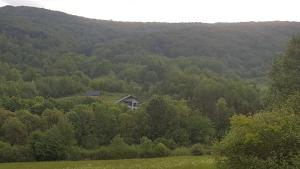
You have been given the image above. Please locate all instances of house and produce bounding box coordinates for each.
[83,90,101,97]
[116,95,139,109]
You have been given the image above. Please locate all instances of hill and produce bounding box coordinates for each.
[1,6,300,79]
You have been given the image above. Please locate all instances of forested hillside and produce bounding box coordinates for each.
[0,5,299,163]
[1,6,300,79]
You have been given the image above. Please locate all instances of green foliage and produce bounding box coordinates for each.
[108,135,139,159]
[269,36,300,106]
[284,92,300,113]
[215,111,300,169]
[16,110,44,132]
[139,137,156,158]
[188,115,215,144]
[0,141,33,162]
[171,147,192,156]
[67,105,97,148]
[214,98,234,138]
[93,104,120,145]
[191,144,206,156]
[1,117,27,145]
[41,109,64,128]
[90,77,134,93]
[145,96,215,146]
[215,35,300,169]
[1,6,299,81]
[36,76,85,97]
[0,108,15,129]
[154,138,177,150]
[153,143,170,157]
[138,137,171,158]
[0,94,218,162]
[30,118,75,161]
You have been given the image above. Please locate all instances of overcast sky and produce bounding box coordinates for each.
[0,0,299,23]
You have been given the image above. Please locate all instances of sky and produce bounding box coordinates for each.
[0,0,299,23]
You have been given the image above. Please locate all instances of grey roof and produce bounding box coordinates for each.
[84,90,100,96]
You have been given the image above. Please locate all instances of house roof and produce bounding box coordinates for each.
[116,95,138,103]
[84,90,100,96]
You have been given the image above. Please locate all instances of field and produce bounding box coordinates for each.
[0,156,215,169]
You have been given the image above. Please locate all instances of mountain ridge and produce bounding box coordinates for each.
[1,6,300,79]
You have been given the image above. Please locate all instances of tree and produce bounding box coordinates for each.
[215,97,234,138]
[1,117,27,145]
[93,104,119,145]
[41,109,64,129]
[270,36,300,105]
[30,118,75,161]
[68,105,97,148]
[145,96,177,140]
[188,115,215,144]
[16,110,43,133]
[0,108,15,129]
[118,113,136,144]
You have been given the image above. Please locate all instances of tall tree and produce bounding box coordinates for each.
[270,36,300,105]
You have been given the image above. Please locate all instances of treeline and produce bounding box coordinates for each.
[0,54,262,137]
[0,95,214,162]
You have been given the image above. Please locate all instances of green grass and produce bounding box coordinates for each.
[0,156,215,169]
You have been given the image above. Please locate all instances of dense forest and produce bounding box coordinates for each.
[0,6,299,166]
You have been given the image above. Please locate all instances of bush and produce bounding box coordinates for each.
[66,146,83,161]
[191,144,205,156]
[171,147,192,156]
[0,141,33,162]
[0,141,17,162]
[30,119,75,161]
[215,111,300,169]
[153,143,170,157]
[154,138,177,150]
[109,135,139,159]
[217,155,300,169]
[291,155,300,168]
[139,137,155,158]
[93,147,114,160]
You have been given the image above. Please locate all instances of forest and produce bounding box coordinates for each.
[0,5,299,169]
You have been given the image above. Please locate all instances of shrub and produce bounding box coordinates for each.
[0,141,33,162]
[154,138,177,150]
[215,111,300,169]
[216,155,300,169]
[139,137,155,158]
[171,147,192,156]
[153,143,170,157]
[93,147,114,160]
[66,146,82,161]
[0,141,16,162]
[191,144,205,156]
[291,155,300,168]
[109,135,139,159]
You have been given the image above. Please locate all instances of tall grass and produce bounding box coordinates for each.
[0,156,215,169]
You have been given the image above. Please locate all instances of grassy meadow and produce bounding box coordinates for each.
[0,156,215,169]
